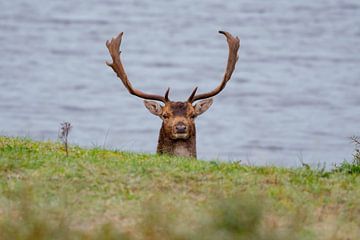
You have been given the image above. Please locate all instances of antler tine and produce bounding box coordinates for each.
[188,31,240,103]
[164,88,170,101]
[106,32,169,103]
[187,87,198,102]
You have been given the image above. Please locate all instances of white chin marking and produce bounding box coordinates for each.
[174,133,188,139]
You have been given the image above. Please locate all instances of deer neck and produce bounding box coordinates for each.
[156,124,197,158]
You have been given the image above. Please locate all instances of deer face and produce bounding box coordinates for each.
[144,99,213,140]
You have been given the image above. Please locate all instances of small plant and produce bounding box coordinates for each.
[333,136,360,174]
[58,122,72,156]
[350,135,360,164]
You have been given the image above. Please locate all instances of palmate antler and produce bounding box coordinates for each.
[106,31,240,103]
[187,31,240,103]
[106,32,170,103]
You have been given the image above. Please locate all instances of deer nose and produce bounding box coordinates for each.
[175,123,187,133]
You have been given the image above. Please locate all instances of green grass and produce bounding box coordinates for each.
[334,149,360,174]
[0,136,359,240]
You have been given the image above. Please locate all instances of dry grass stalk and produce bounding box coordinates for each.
[59,122,72,156]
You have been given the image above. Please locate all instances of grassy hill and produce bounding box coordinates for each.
[0,136,359,239]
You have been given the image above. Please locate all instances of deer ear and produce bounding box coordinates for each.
[194,98,213,116]
[144,100,163,116]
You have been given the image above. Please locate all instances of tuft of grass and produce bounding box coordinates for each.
[0,136,360,239]
[334,160,360,174]
[333,136,360,174]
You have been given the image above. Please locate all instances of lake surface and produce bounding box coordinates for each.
[1,0,359,167]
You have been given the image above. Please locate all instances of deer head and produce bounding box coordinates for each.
[106,31,240,158]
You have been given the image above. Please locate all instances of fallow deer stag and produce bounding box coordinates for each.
[106,31,240,158]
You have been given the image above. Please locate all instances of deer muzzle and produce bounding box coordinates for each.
[173,122,189,139]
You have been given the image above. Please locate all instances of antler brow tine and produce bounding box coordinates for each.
[188,31,240,103]
[164,88,170,101]
[187,87,198,102]
[106,32,169,103]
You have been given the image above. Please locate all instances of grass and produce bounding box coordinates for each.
[0,136,359,240]
[333,138,360,174]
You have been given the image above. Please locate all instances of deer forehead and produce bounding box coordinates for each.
[163,102,194,116]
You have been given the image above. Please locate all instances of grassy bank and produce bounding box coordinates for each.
[0,136,359,239]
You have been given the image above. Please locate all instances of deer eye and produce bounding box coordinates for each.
[162,114,169,119]
[190,114,196,119]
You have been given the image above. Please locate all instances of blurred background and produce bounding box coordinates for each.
[0,0,359,167]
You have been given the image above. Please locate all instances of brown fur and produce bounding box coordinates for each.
[156,102,197,157]
[144,98,212,158]
[157,122,197,158]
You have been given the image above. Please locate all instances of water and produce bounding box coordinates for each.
[1,0,359,167]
